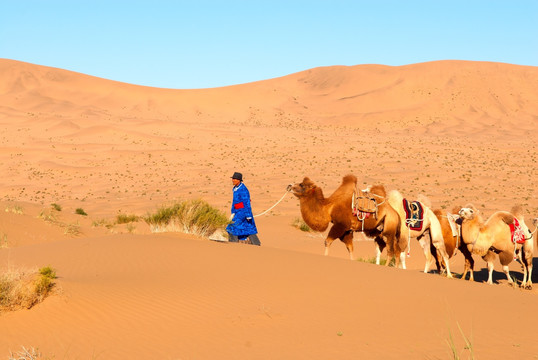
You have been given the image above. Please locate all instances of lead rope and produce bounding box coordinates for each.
[253,185,292,218]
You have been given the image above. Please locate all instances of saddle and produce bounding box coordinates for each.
[510,218,526,244]
[403,199,424,231]
[352,190,379,221]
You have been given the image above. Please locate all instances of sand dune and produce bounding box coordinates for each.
[0,58,537,359]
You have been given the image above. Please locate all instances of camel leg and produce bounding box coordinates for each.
[374,236,386,265]
[459,242,475,281]
[502,265,513,284]
[487,262,494,284]
[518,250,528,288]
[399,251,407,269]
[375,245,381,265]
[325,224,351,259]
[524,246,533,289]
[523,244,533,289]
[526,265,533,290]
[324,237,335,256]
[429,222,453,278]
[462,257,475,281]
[419,237,434,274]
[340,230,355,260]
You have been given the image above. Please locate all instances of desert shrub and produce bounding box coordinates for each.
[50,203,62,211]
[292,217,312,232]
[116,213,139,224]
[356,257,389,266]
[145,199,229,237]
[75,208,87,216]
[0,266,56,311]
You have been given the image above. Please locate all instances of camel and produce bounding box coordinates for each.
[387,190,453,278]
[354,185,405,267]
[458,204,534,288]
[289,175,401,262]
[432,207,475,280]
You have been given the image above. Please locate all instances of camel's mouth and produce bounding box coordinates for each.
[289,183,305,197]
[458,207,474,219]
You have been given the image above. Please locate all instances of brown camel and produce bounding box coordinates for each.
[432,207,475,280]
[459,204,534,288]
[290,175,401,262]
[387,190,453,278]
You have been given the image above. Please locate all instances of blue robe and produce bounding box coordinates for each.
[226,182,258,238]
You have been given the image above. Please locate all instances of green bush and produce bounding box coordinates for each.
[145,199,229,237]
[75,208,87,216]
[291,218,312,232]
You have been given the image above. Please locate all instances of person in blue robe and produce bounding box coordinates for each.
[226,172,261,246]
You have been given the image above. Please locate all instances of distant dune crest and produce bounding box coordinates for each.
[1,58,537,131]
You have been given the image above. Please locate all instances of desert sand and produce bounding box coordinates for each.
[0,58,537,359]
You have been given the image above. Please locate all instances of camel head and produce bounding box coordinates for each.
[458,204,479,220]
[290,177,318,198]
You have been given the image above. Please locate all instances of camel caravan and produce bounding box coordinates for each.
[290,174,537,289]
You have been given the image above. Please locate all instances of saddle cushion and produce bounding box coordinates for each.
[403,199,424,231]
[510,218,526,244]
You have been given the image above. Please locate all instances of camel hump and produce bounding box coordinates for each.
[387,189,403,205]
[368,184,387,197]
[510,205,524,218]
[416,194,431,208]
[498,212,515,225]
[342,174,357,185]
[450,205,462,214]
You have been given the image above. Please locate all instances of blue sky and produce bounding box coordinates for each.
[1,1,537,89]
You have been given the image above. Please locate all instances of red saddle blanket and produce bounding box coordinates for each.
[510,218,526,244]
[403,199,424,231]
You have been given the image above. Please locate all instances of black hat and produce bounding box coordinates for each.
[231,172,243,181]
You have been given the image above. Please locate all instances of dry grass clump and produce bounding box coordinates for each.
[145,199,229,237]
[0,266,56,312]
[116,213,139,224]
[8,346,47,360]
[38,209,81,237]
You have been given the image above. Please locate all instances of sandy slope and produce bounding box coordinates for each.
[0,59,537,359]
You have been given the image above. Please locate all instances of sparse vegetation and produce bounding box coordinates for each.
[63,222,81,236]
[145,199,229,237]
[291,217,312,232]
[8,346,46,360]
[5,205,24,214]
[447,322,475,360]
[356,256,388,266]
[0,266,57,312]
[116,213,139,224]
[75,208,87,216]
[1,233,8,248]
[50,203,62,211]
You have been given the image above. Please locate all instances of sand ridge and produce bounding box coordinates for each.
[0,58,537,359]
